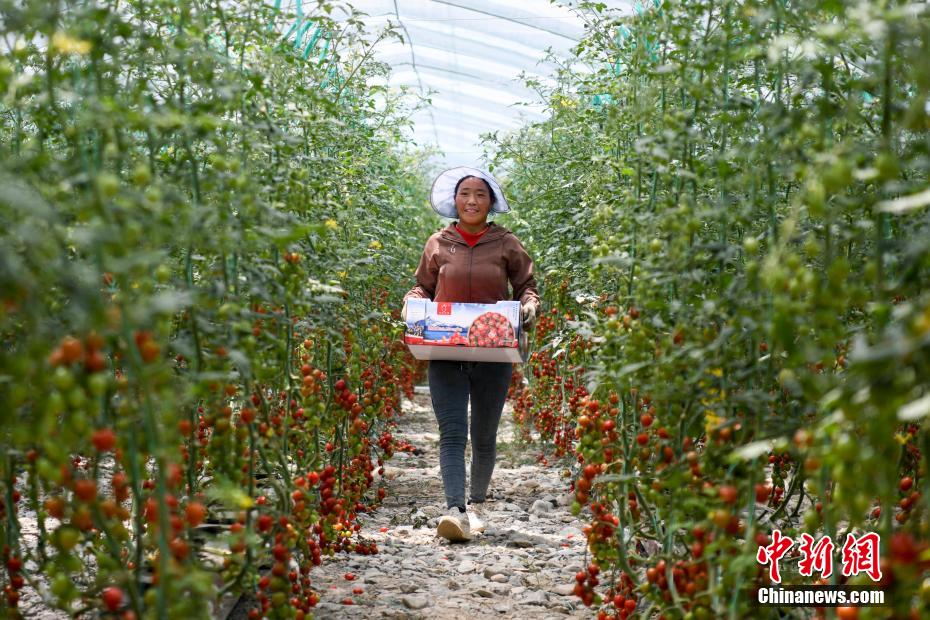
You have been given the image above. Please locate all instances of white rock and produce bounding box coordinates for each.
[529,500,551,516]
[490,574,509,583]
[551,583,575,596]
[522,590,550,605]
[419,505,443,518]
[482,565,512,578]
[401,595,429,610]
[382,466,405,480]
[457,560,477,573]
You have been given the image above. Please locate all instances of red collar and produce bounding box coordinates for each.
[455,223,490,247]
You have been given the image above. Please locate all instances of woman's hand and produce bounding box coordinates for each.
[521,301,538,331]
[401,299,409,322]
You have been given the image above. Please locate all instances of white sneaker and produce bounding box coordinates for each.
[437,507,471,542]
[467,502,486,533]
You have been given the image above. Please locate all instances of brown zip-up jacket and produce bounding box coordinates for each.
[403,222,541,309]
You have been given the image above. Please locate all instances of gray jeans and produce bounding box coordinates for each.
[428,360,513,509]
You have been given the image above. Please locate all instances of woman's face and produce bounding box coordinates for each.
[454,177,492,228]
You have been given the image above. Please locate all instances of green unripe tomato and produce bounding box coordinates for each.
[51,573,75,601]
[649,238,662,253]
[132,163,152,186]
[53,367,75,391]
[96,172,119,198]
[125,221,143,245]
[45,390,65,416]
[742,236,759,255]
[111,523,130,542]
[155,264,171,283]
[88,373,108,397]
[36,458,62,484]
[777,368,796,388]
[67,386,86,409]
[53,525,81,552]
[144,186,162,205]
[693,606,712,620]
[209,153,228,171]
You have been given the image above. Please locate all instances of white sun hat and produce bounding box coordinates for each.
[429,166,510,219]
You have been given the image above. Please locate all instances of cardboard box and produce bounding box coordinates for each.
[404,299,527,363]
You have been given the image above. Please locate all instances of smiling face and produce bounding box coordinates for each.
[454,176,493,232]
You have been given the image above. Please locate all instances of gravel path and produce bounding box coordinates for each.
[300,386,592,620]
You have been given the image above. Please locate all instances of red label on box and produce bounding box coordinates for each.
[437,302,452,315]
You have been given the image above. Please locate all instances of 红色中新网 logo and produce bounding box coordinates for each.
[756,530,882,584]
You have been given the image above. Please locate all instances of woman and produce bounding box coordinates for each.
[402,166,541,542]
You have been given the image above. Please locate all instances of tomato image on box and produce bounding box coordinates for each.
[404,299,527,363]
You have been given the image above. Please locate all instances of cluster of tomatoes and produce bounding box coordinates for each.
[47,333,108,374]
[251,527,319,619]
[573,562,603,608]
[509,308,593,457]
[510,350,569,446]
[597,571,638,620]
[2,552,24,610]
[467,311,516,347]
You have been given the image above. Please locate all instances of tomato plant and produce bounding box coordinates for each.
[0,1,431,618]
[493,1,930,617]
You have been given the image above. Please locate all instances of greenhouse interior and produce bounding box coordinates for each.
[1,1,929,619]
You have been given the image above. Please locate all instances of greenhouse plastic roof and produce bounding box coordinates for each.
[329,1,635,168]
